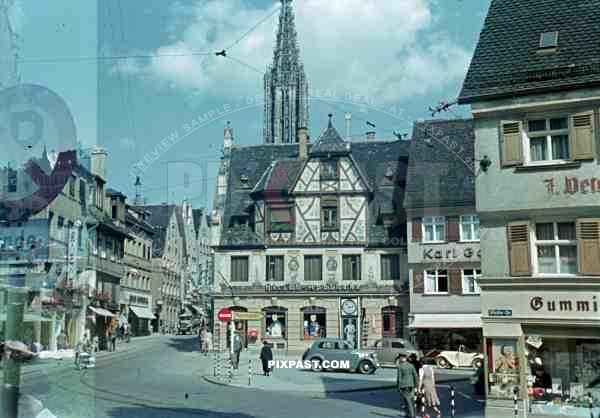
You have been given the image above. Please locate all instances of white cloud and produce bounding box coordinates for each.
[116,0,471,104]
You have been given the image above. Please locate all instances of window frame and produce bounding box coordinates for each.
[342,255,361,281]
[524,116,571,165]
[304,255,323,281]
[459,215,480,242]
[380,254,400,281]
[320,159,338,180]
[424,269,449,295]
[532,220,578,277]
[321,197,339,231]
[266,255,284,282]
[461,268,481,294]
[230,256,249,282]
[422,216,446,243]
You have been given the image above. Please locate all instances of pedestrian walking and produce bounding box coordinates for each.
[74,338,83,368]
[419,364,442,418]
[397,353,418,418]
[108,329,116,352]
[199,327,207,353]
[205,330,212,354]
[408,353,422,374]
[232,333,242,370]
[259,340,273,376]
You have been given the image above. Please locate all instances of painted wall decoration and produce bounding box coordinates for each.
[326,257,338,271]
[295,197,320,243]
[294,161,319,192]
[340,196,367,242]
[321,180,337,192]
[339,158,366,192]
[288,256,300,272]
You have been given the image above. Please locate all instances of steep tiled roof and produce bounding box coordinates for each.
[403,119,475,210]
[310,119,351,156]
[252,160,301,196]
[139,204,176,257]
[459,0,600,103]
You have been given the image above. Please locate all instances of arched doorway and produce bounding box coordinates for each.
[228,306,247,349]
[381,306,403,338]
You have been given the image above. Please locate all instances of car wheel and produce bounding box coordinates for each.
[436,357,451,369]
[472,358,483,369]
[358,360,375,375]
[310,357,323,372]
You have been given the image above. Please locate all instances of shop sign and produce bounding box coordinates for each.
[422,247,480,260]
[488,309,512,317]
[234,312,263,321]
[264,283,362,293]
[544,176,600,196]
[530,296,599,313]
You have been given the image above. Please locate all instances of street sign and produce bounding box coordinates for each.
[217,308,232,322]
[233,312,264,321]
[488,309,512,317]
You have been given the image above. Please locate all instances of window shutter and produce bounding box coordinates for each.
[449,269,462,294]
[447,217,460,241]
[500,121,524,167]
[507,222,531,276]
[412,271,424,294]
[577,219,600,275]
[570,111,595,160]
[412,218,422,242]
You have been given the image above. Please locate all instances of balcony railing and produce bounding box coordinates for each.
[86,254,125,278]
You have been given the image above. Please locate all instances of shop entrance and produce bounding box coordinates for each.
[382,306,403,338]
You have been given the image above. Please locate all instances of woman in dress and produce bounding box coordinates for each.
[259,340,273,376]
[419,364,441,418]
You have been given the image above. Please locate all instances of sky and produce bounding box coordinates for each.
[14,0,491,210]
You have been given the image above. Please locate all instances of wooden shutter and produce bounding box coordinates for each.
[507,222,531,276]
[412,271,424,294]
[577,219,600,275]
[412,218,422,242]
[570,111,595,160]
[500,121,524,167]
[449,269,462,294]
[447,217,460,241]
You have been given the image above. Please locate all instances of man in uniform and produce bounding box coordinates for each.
[396,353,418,418]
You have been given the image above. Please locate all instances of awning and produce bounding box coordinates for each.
[89,306,115,317]
[130,306,155,320]
[409,313,482,329]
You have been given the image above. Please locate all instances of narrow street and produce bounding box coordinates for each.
[20,336,484,418]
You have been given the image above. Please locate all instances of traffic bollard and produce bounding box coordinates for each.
[588,392,593,418]
[420,390,425,417]
[513,386,519,418]
[248,359,252,386]
[414,389,419,414]
[450,385,456,418]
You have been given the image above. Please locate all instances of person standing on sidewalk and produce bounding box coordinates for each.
[232,333,242,370]
[259,340,273,376]
[205,329,212,355]
[419,364,441,418]
[397,353,418,418]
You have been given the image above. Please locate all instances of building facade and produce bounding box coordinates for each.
[459,1,600,416]
[404,119,483,358]
[212,118,410,353]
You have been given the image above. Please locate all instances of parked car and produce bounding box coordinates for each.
[434,345,483,369]
[301,338,379,374]
[370,338,423,367]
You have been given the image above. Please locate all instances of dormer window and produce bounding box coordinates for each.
[539,31,558,49]
[240,175,249,187]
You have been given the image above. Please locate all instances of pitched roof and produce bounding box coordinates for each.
[252,160,301,196]
[138,204,177,257]
[310,118,351,156]
[459,0,600,103]
[403,119,475,210]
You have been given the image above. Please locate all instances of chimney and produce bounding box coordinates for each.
[345,112,352,140]
[297,127,308,160]
[90,147,109,181]
[366,131,376,141]
[224,121,233,156]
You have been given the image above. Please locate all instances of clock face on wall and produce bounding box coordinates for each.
[341,299,357,316]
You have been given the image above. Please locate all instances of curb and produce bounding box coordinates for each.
[201,375,469,394]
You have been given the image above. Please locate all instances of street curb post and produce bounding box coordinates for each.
[248,359,252,386]
[450,385,456,418]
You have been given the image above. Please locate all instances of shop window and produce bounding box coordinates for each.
[380,254,400,281]
[424,270,448,294]
[263,307,286,339]
[342,255,361,281]
[462,269,481,294]
[423,216,445,242]
[487,338,520,399]
[460,215,480,241]
[231,256,249,282]
[534,222,577,275]
[525,335,600,414]
[304,255,322,281]
[266,255,284,281]
[302,307,326,340]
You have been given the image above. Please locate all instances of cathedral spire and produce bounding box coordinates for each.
[264,0,309,144]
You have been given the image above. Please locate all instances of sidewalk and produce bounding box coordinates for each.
[202,351,471,394]
[1,334,161,379]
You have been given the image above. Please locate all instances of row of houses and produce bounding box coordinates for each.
[0,146,212,352]
[209,0,600,416]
